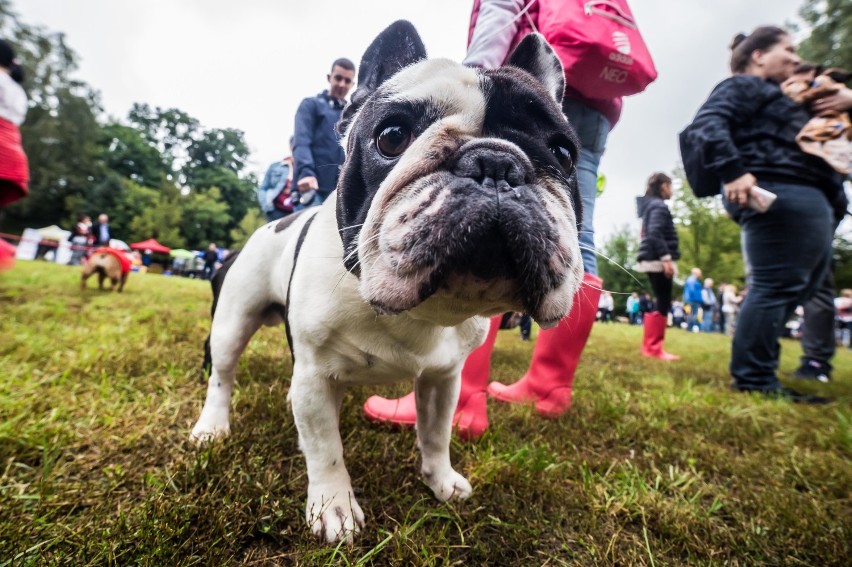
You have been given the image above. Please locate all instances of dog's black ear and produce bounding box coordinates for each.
[337,20,427,135]
[507,33,565,104]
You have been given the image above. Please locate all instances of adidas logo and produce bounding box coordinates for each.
[612,31,631,54]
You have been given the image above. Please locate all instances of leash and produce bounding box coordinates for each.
[283,211,318,364]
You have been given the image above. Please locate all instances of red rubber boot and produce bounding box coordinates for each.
[641,311,680,361]
[362,315,501,440]
[487,272,602,418]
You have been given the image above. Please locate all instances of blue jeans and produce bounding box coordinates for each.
[562,99,610,275]
[725,182,833,391]
[701,306,716,332]
[293,190,330,212]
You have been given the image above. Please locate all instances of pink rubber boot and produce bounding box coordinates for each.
[487,273,602,417]
[641,311,680,361]
[362,315,501,440]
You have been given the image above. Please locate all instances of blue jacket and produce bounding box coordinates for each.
[293,90,346,197]
[683,275,703,304]
[257,160,292,213]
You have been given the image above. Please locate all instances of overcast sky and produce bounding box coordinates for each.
[13,0,809,240]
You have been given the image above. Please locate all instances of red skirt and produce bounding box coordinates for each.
[0,117,30,207]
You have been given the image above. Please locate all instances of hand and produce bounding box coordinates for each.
[812,86,852,115]
[663,260,674,279]
[298,176,319,191]
[724,173,756,207]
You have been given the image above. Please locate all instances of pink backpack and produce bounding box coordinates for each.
[536,0,657,99]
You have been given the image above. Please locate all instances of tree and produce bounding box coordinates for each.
[179,187,232,250]
[796,0,852,72]
[597,225,643,315]
[99,123,168,188]
[1,1,104,228]
[671,171,745,287]
[230,209,266,250]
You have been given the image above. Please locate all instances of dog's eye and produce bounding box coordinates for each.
[549,144,574,171]
[376,125,413,158]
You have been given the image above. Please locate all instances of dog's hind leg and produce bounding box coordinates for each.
[190,304,264,443]
[415,373,473,502]
[289,363,365,543]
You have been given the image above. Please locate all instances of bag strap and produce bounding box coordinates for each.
[584,1,637,29]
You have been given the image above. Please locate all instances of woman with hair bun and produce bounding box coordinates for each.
[681,27,850,404]
[635,172,680,361]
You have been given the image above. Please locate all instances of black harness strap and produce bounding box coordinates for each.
[283,212,318,364]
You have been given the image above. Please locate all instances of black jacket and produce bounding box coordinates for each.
[681,75,843,198]
[636,195,679,262]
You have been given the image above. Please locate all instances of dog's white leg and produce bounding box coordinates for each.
[415,373,473,501]
[289,363,365,543]
[190,311,263,443]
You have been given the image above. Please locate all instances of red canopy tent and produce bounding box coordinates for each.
[129,238,171,254]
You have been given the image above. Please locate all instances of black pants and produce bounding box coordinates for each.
[647,272,673,316]
[800,263,836,368]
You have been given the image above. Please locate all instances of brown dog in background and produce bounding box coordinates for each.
[81,248,130,292]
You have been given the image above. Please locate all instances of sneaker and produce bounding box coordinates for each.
[733,385,830,405]
[794,359,832,383]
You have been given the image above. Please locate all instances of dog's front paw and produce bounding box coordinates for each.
[423,467,472,502]
[306,483,366,543]
[189,407,231,444]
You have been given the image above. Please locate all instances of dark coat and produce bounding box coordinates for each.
[636,195,679,262]
[293,91,346,197]
[680,75,842,198]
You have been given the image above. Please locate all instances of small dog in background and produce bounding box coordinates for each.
[81,248,131,292]
[191,21,584,543]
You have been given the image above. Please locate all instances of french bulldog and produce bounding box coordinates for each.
[190,20,583,543]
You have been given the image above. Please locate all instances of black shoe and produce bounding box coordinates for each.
[794,359,832,383]
[733,385,830,405]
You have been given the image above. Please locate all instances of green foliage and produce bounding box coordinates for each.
[0,3,262,250]
[796,0,852,73]
[1,261,850,564]
[597,224,644,314]
[672,170,745,287]
[179,187,232,249]
[230,209,267,250]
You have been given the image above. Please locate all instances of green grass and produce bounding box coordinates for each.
[1,261,850,565]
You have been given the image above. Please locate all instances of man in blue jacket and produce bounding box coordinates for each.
[292,58,355,210]
[683,267,704,332]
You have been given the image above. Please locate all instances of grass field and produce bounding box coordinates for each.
[1,260,850,566]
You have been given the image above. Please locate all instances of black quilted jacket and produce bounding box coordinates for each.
[636,196,679,262]
[682,75,842,197]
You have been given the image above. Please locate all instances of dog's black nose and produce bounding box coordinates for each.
[453,145,529,191]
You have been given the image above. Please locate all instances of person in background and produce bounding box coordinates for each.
[597,291,614,323]
[671,299,685,329]
[681,26,849,403]
[363,0,655,440]
[292,58,355,210]
[683,267,703,332]
[635,172,680,360]
[626,292,640,325]
[93,214,111,247]
[721,284,742,337]
[68,214,92,266]
[257,150,295,222]
[701,278,718,332]
[202,243,219,280]
[518,313,532,341]
[0,38,29,271]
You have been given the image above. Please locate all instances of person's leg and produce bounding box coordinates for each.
[642,272,678,360]
[729,183,832,396]
[796,264,836,382]
[561,99,610,276]
[519,313,532,340]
